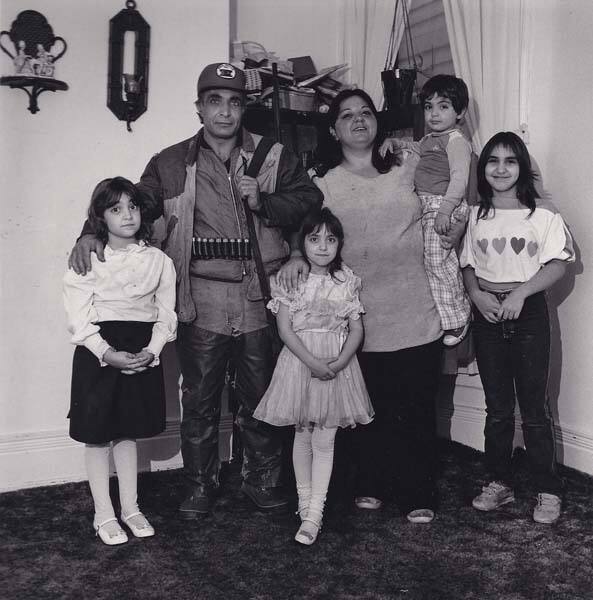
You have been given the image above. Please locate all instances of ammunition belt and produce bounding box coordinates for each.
[191,237,251,260]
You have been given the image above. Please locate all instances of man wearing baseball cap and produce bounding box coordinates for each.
[69,63,322,518]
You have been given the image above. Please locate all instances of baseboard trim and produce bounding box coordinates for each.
[0,415,234,493]
[437,397,593,476]
[2,406,591,492]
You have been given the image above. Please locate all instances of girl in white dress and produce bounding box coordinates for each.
[254,207,373,545]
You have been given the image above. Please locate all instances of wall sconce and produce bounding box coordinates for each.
[107,1,150,132]
[0,10,68,113]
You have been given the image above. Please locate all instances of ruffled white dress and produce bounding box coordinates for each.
[254,265,374,429]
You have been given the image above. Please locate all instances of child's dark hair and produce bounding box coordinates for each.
[313,89,400,177]
[419,74,469,115]
[476,131,539,220]
[298,207,344,279]
[87,177,153,244]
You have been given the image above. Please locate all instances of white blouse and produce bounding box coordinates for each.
[460,202,575,285]
[63,242,177,366]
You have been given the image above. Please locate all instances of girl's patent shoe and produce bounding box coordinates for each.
[95,518,128,546]
[294,517,322,546]
[121,511,155,538]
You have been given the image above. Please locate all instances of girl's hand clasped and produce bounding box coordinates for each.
[104,348,154,374]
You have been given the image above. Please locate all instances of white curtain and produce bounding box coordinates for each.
[443,0,533,152]
[338,0,412,108]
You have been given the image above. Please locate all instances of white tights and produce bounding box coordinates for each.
[292,426,337,524]
[85,438,139,527]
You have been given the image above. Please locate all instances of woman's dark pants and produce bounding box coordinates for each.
[351,339,443,513]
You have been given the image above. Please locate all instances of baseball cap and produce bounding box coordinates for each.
[197,63,246,95]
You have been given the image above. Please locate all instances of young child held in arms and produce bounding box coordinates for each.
[460,132,574,524]
[64,177,177,545]
[384,74,473,346]
[254,208,373,545]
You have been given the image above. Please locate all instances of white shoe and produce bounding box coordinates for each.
[95,518,128,546]
[121,512,155,538]
[294,517,322,546]
[406,508,435,523]
[355,496,383,510]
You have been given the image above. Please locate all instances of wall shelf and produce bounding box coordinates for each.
[0,75,68,113]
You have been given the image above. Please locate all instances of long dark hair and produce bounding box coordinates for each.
[298,207,344,280]
[313,89,399,177]
[88,177,153,244]
[476,131,539,220]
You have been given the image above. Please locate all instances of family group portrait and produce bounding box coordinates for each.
[1,0,592,599]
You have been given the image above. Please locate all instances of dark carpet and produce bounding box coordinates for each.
[2,441,592,600]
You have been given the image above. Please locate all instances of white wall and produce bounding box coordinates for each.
[0,0,230,491]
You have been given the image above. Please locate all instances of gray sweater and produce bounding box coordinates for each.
[315,155,442,352]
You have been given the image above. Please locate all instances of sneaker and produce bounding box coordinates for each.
[355,496,383,510]
[533,493,561,524]
[443,322,470,347]
[472,481,515,511]
[178,487,213,519]
[241,482,288,510]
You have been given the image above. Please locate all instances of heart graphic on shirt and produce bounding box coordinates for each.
[527,241,538,257]
[511,237,526,254]
[492,237,506,254]
[477,239,489,253]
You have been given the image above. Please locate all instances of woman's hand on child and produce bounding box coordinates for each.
[434,213,451,235]
[309,358,336,381]
[68,234,105,276]
[496,290,525,321]
[276,256,310,291]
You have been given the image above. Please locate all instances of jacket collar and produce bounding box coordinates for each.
[184,127,255,166]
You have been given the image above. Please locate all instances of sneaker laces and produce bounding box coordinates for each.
[537,493,560,508]
[482,482,509,495]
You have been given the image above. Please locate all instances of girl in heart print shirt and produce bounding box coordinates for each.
[460,131,574,525]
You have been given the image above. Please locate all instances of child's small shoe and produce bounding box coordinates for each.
[294,516,322,546]
[443,322,470,346]
[95,518,128,546]
[121,511,155,538]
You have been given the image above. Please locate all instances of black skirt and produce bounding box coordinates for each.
[68,321,166,444]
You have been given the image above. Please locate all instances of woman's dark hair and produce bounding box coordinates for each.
[313,89,400,177]
[298,207,344,280]
[88,176,153,244]
[476,131,539,220]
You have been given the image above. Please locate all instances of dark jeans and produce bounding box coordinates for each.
[176,324,282,491]
[473,291,562,494]
[346,339,443,513]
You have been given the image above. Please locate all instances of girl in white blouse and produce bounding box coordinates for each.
[63,177,177,545]
[460,132,574,525]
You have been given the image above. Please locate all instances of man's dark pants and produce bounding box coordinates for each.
[177,324,282,492]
